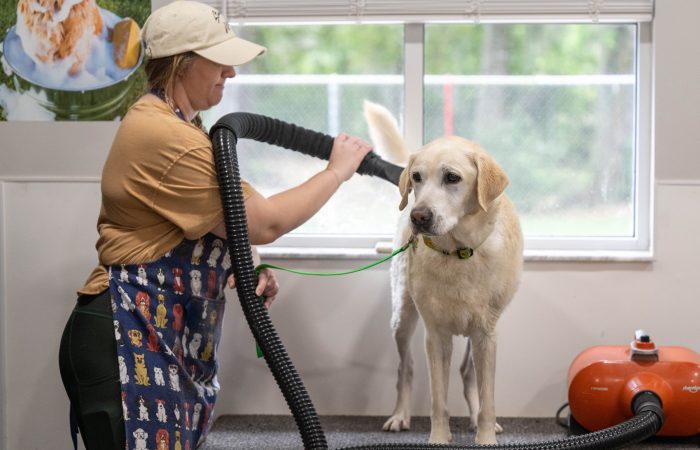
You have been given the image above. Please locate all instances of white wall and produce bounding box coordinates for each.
[1,1,699,448]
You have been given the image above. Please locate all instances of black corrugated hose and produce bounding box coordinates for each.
[209,113,664,450]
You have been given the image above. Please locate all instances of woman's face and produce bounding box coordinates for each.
[179,55,236,112]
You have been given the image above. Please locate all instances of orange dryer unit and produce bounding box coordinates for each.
[567,330,700,436]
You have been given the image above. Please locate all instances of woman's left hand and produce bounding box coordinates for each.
[227,267,279,309]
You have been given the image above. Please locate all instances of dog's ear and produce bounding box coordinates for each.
[474,151,509,212]
[398,155,415,210]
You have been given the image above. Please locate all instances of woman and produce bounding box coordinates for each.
[58,2,373,449]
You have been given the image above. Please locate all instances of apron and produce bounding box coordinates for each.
[107,233,230,450]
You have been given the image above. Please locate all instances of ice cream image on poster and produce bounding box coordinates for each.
[1,0,143,120]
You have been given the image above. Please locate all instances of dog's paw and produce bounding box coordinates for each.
[429,429,452,443]
[470,421,503,434]
[382,414,411,432]
[475,429,497,445]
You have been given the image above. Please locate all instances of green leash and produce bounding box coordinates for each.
[251,238,414,357]
[255,239,413,276]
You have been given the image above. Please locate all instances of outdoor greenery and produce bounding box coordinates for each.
[217,23,636,236]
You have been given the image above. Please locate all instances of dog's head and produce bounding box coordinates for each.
[399,136,508,236]
[134,351,145,364]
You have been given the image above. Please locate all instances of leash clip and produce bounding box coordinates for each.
[409,234,418,251]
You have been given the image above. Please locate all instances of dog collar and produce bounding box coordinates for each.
[421,235,476,260]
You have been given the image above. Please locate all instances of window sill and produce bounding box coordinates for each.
[523,249,653,262]
[257,246,384,260]
[257,246,654,262]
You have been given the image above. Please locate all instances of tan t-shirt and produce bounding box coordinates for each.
[80,96,252,294]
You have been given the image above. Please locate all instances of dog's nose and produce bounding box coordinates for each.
[411,207,433,227]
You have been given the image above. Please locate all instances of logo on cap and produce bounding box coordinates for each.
[211,10,231,33]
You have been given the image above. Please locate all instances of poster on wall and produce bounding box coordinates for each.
[0,0,150,121]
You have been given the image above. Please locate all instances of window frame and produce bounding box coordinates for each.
[251,22,654,262]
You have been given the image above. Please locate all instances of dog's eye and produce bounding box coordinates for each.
[444,172,461,184]
[411,172,422,183]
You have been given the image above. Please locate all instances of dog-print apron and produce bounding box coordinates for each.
[108,233,230,450]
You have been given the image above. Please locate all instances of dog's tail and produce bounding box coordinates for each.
[363,100,410,165]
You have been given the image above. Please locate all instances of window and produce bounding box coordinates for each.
[201,1,654,260]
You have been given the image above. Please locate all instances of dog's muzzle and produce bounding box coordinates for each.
[410,207,434,234]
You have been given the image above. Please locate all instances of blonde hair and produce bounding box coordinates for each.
[144,52,206,131]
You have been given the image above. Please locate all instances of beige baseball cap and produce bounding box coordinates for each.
[142,1,266,66]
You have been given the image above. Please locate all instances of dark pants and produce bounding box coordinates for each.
[58,290,125,450]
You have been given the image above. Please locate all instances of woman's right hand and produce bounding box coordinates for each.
[326,133,373,183]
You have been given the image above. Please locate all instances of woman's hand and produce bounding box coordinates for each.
[255,267,279,308]
[227,267,279,309]
[326,133,374,183]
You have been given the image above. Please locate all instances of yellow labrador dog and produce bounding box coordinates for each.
[364,101,523,445]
